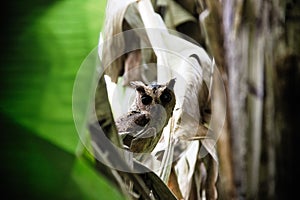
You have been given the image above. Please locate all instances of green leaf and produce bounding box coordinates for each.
[0,0,125,199]
[1,114,124,199]
[0,0,106,153]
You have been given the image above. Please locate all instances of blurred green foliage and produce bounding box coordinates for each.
[0,0,124,199]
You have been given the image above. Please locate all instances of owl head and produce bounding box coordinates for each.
[129,78,176,120]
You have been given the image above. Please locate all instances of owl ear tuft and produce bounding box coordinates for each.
[130,81,146,93]
[166,78,176,90]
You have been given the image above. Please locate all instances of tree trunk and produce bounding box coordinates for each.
[221,0,300,199]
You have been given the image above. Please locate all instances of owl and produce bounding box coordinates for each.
[115,78,176,153]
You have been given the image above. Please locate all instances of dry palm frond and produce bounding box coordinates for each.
[96,0,219,199]
[136,1,218,199]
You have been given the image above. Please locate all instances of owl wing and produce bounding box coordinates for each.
[116,111,151,149]
[116,111,150,132]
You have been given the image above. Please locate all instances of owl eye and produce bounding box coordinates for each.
[160,92,172,103]
[141,95,152,105]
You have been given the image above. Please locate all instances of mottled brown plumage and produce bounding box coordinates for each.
[115,78,176,153]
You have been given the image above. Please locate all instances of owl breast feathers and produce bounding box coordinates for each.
[115,78,176,153]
